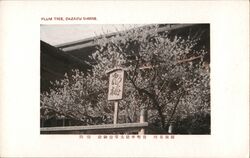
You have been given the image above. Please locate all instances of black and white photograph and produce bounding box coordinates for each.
[40,24,210,135]
[1,1,248,157]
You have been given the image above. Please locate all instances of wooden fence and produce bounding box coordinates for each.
[40,109,153,134]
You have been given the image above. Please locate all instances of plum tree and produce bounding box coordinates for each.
[40,24,210,134]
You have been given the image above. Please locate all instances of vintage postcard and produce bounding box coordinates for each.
[0,1,249,157]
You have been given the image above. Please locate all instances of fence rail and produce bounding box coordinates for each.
[41,122,148,134]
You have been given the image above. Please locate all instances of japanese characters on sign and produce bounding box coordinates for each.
[108,69,124,100]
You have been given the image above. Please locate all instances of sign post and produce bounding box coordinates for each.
[107,68,125,124]
[113,101,119,124]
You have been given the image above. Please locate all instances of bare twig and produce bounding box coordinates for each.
[177,55,202,64]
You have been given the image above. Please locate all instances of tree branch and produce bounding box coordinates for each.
[41,105,86,123]
[177,55,202,64]
[126,73,166,128]
[166,90,185,126]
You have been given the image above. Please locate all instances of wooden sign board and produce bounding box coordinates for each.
[108,69,124,100]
